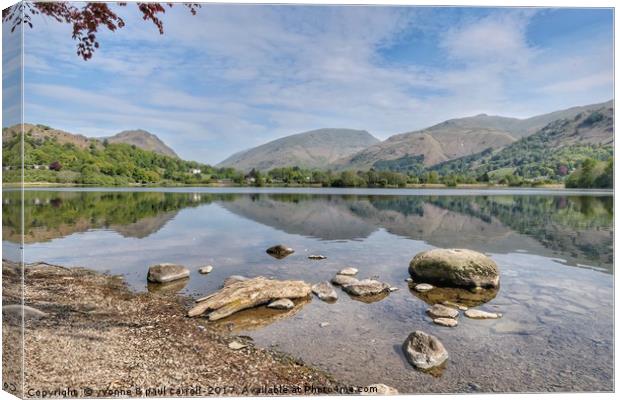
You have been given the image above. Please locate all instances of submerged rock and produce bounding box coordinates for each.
[433,318,458,327]
[223,275,249,287]
[266,245,295,259]
[464,309,502,319]
[267,298,295,310]
[362,384,399,395]
[199,265,213,274]
[342,279,390,297]
[312,281,338,302]
[331,274,359,286]
[402,331,448,370]
[427,304,459,319]
[409,248,499,288]
[414,283,434,292]
[188,277,311,320]
[147,263,190,283]
[338,267,358,276]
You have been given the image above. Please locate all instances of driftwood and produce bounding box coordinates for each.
[188,277,311,320]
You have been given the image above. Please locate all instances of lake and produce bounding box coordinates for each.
[2,187,614,393]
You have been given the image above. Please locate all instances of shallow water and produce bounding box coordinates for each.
[2,188,614,392]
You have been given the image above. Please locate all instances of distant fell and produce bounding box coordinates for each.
[104,129,178,158]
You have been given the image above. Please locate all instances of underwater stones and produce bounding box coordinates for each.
[266,245,295,259]
[188,277,311,320]
[198,265,213,274]
[147,263,190,283]
[409,248,499,289]
[414,283,434,292]
[312,281,338,302]
[338,267,358,276]
[427,304,459,319]
[342,279,390,297]
[464,309,502,319]
[432,318,458,327]
[402,331,448,370]
[331,274,359,286]
[267,298,295,310]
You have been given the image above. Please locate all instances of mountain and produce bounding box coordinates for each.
[334,100,613,171]
[217,128,379,171]
[432,103,614,179]
[104,129,178,158]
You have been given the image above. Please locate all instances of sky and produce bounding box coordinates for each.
[2,4,614,164]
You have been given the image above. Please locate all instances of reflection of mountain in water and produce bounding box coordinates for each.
[220,194,613,272]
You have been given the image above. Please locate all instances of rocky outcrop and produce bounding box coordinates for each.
[188,277,311,320]
[402,331,448,370]
[147,263,190,283]
[409,248,499,288]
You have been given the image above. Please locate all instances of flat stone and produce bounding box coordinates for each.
[362,384,399,395]
[267,298,295,310]
[465,309,502,319]
[414,283,434,292]
[199,265,213,274]
[332,274,359,286]
[228,341,248,350]
[338,267,358,276]
[342,279,390,297]
[266,244,295,259]
[427,304,459,319]
[312,281,338,302]
[308,255,327,260]
[402,331,448,370]
[147,263,190,283]
[433,318,458,327]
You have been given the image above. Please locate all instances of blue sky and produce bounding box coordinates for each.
[2,4,614,164]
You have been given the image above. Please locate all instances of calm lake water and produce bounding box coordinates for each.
[2,188,614,393]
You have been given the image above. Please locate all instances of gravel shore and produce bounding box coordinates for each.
[2,260,342,397]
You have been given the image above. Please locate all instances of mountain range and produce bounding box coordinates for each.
[218,100,613,172]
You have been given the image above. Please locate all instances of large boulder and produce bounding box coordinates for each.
[147,263,190,283]
[188,277,311,320]
[266,245,295,259]
[402,331,448,370]
[409,248,499,288]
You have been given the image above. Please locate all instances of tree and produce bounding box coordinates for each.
[49,161,62,171]
[2,2,200,60]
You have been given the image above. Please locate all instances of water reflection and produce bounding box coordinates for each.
[2,190,613,272]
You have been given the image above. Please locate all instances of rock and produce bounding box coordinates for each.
[427,304,459,319]
[402,331,448,370]
[409,248,499,288]
[199,265,213,274]
[308,255,327,260]
[147,263,190,283]
[267,298,295,310]
[362,384,399,395]
[319,322,330,328]
[414,283,434,292]
[188,277,311,320]
[2,304,47,320]
[388,287,399,292]
[405,278,413,283]
[228,340,248,350]
[338,267,358,276]
[342,279,390,297]
[464,309,502,319]
[223,275,249,287]
[266,244,294,259]
[433,318,458,327]
[312,281,338,302]
[331,274,359,286]
[443,301,468,311]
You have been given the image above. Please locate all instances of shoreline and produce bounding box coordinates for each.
[2,260,353,397]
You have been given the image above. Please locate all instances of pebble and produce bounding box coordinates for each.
[338,267,358,276]
[308,255,327,260]
[465,309,502,319]
[427,304,459,319]
[414,283,434,292]
[199,265,213,274]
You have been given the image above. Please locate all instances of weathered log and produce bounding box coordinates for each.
[188,277,311,320]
